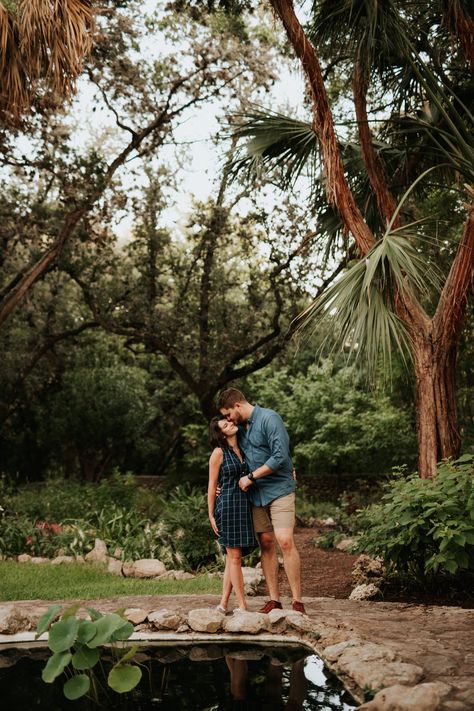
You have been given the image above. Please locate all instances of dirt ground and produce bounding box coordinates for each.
[274,527,474,608]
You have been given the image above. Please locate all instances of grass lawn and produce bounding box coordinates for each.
[0,562,222,601]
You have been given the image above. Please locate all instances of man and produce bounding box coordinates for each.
[217,387,305,614]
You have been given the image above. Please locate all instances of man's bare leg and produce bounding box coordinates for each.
[258,531,280,601]
[273,527,302,602]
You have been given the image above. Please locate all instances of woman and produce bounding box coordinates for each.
[208,415,257,613]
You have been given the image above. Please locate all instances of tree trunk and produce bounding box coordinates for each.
[413,333,461,478]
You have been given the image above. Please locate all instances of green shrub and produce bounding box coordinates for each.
[357,455,474,581]
[155,484,222,570]
[313,530,343,550]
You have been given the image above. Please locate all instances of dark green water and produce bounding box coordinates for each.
[0,643,357,710]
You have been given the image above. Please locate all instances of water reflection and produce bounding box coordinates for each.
[0,644,357,710]
[219,652,355,711]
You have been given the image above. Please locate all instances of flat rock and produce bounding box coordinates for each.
[338,643,397,666]
[359,681,452,710]
[223,611,269,634]
[30,557,50,564]
[130,559,166,578]
[187,608,224,633]
[124,608,148,625]
[323,639,361,662]
[148,609,184,630]
[0,605,34,634]
[342,660,424,691]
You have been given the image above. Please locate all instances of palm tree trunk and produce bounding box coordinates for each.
[269,0,375,255]
[352,60,399,228]
[413,333,461,478]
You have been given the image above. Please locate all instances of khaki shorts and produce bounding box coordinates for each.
[252,492,296,534]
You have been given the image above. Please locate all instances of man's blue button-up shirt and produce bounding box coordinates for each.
[238,405,296,507]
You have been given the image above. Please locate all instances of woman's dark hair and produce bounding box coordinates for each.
[209,416,228,450]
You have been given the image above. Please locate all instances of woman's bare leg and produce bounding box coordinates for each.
[226,547,246,610]
[220,554,233,609]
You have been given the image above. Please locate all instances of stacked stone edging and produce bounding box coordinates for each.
[2,597,473,710]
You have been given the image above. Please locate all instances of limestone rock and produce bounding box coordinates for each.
[107,557,123,576]
[338,643,397,666]
[124,608,148,625]
[342,660,424,691]
[74,555,85,564]
[187,608,224,633]
[335,537,357,551]
[352,554,383,585]
[85,538,108,564]
[17,554,32,563]
[223,611,269,634]
[129,559,166,578]
[268,609,289,626]
[122,561,135,577]
[283,611,313,632]
[148,609,184,630]
[177,623,190,633]
[349,583,380,601]
[30,556,50,564]
[113,547,123,559]
[242,566,265,595]
[323,639,360,662]
[359,681,451,710]
[0,605,34,634]
[51,555,75,565]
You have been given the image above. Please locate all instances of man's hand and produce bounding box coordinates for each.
[238,475,253,492]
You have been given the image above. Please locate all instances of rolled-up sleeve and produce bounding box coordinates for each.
[264,413,289,472]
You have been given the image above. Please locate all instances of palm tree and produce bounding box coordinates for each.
[0,0,94,124]
[229,0,474,478]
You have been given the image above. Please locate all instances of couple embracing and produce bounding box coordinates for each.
[208,388,305,615]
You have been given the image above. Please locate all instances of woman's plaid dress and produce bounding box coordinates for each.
[214,446,257,555]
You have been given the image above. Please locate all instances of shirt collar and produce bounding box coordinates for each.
[247,404,259,425]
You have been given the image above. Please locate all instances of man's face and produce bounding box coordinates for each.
[220,404,244,424]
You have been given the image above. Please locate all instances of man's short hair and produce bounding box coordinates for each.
[217,387,247,409]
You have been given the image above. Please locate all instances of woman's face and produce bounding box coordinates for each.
[218,419,238,438]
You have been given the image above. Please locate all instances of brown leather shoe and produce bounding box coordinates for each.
[292,600,306,614]
[258,600,283,614]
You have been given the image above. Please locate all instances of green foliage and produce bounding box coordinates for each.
[251,362,416,475]
[312,530,343,550]
[0,478,225,571]
[37,606,141,701]
[357,456,474,581]
[155,484,222,570]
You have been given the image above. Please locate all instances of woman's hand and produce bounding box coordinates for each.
[209,515,219,536]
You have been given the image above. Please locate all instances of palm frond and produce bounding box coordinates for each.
[227,110,319,190]
[295,229,440,379]
[0,0,95,124]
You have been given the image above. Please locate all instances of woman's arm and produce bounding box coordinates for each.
[208,447,223,535]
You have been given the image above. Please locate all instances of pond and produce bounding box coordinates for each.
[0,642,357,710]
